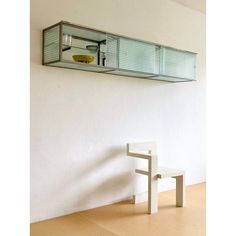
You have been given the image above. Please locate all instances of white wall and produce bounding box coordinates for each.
[30,0,206,222]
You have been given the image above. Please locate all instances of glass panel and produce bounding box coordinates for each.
[63,24,106,42]
[43,23,197,82]
[155,46,160,74]
[61,38,99,65]
[160,47,196,80]
[43,25,60,63]
[62,24,101,65]
[119,37,157,74]
[61,24,118,68]
[105,69,154,78]
[105,35,118,68]
[47,61,114,72]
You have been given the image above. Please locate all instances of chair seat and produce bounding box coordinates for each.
[135,166,184,179]
[156,167,184,178]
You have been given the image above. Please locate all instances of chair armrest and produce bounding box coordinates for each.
[127,151,151,160]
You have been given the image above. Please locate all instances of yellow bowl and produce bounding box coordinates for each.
[72,55,95,64]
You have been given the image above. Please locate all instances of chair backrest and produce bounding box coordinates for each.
[127,142,157,156]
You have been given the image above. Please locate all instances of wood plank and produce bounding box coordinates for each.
[157,166,184,179]
[134,166,184,179]
[135,168,149,176]
[31,183,206,236]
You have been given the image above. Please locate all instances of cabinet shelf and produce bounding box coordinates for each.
[43,21,197,82]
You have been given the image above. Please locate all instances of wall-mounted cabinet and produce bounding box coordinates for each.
[43,21,196,82]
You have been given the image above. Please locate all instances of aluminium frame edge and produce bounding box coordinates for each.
[42,29,45,65]
[59,22,63,61]
[44,60,195,83]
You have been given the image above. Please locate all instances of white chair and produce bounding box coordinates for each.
[127,142,185,214]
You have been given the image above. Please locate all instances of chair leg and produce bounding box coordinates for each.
[148,176,158,214]
[175,174,185,207]
[148,155,158,214]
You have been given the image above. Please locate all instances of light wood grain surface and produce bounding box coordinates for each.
[31,183,205,236]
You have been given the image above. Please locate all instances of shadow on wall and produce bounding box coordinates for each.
[75,145,128,181]
[77,171,134,207]
[73,145,135,206]
[41,145,135,212]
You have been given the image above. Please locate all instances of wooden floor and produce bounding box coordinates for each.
[31,183,205,236]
